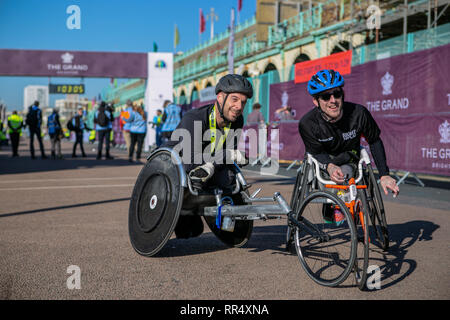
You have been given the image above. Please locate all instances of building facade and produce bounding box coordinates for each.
[23,85,49,111]
[101,0,450,122]
[55,94,90,121]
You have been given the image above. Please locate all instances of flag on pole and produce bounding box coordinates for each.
[153,42,158,52]
[237,0,242,25]
[228,8,235,74]
[200,8,206,34]
[174,24,180,49]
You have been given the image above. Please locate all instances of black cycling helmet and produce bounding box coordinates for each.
[215,74,253,99]
[214,74,253,124]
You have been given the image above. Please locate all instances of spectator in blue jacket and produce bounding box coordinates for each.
[121,100,134,153]
[125,104,147,162]
[94,101,114,160]
[160,100,181,143]
[47,108,63,159]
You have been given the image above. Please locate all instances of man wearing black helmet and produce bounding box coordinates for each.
[163,74,253,238]
[165,74,252,182]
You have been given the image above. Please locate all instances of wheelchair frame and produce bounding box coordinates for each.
[287,148,389,287]
[128,147,388,289]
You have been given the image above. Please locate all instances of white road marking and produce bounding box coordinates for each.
[0,184,134,191]
[0,177,136,184]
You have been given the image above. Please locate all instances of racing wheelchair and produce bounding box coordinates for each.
[128,147,388,290]
[128,147,292,258]
[286,147,389,289]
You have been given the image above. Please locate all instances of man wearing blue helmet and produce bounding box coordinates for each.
[299,69,399,219]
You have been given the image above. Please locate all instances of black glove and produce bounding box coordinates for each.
[189,162,215,183]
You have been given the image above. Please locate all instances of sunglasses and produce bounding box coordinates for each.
[318,89,343,101]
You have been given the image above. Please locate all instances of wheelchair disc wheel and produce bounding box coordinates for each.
[293,191,357,287]
[353,189,370,291]
[367,165,389,251]
[128,149,184,257]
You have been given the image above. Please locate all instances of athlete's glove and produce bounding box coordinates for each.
[226,149,248,166]
[189,162,215,183]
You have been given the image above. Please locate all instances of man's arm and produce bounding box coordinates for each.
[258,112,265,124]
[369,138,399,195]
[164,111,203,173]
[369,138,389,176]
[56,114,62,129]
[360,106,399,195]
[359,106,390,176]
[38,109,42,127]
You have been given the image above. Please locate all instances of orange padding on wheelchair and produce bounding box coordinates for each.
[325,185,367,190]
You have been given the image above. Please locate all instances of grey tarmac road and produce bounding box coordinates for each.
[0,140,449,300]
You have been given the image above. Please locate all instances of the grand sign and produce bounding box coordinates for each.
[270,43,450,176]
[0,49,147,78]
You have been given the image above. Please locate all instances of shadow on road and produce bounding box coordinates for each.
[0,197,131,218]
[152,220,439,291]
[156,233,230,257]
[367,220,440,290]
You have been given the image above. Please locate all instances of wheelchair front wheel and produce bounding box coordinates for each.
[292,190,357,287]
[353,189,370,290]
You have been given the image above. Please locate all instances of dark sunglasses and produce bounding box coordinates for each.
[318,89,343,101]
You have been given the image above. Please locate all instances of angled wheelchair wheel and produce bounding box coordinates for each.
[286,161,311,251]
[204,193,253,248]
[366,164,389,251]
[128,148,185,257]
[353,189,370,291]
[293,190,357,287]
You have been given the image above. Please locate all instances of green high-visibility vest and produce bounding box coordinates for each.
[7,114,23,134]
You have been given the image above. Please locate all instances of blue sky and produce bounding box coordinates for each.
[0,0,256,110]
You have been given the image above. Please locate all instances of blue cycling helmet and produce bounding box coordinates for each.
[307,69,344,96]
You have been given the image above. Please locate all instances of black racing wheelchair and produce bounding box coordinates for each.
[128,147,292,257]
[128,147,389,289]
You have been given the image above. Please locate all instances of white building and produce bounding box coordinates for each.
[23,85,49,111]
[55,95,90,121]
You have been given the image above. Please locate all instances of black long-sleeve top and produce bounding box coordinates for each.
[164,104,244,173]
[298,102,390,176]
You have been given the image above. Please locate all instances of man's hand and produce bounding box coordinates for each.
[189,162,215,183]
[327,163,345,183]
[226,149,248,166]
[380,175,399,197]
